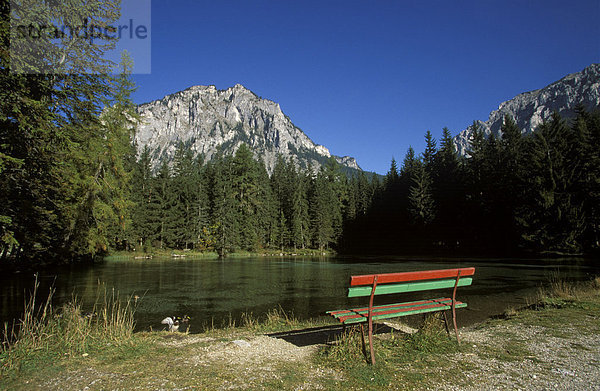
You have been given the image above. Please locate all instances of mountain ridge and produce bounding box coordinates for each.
[454,64,600,155]
[134,84,361,174]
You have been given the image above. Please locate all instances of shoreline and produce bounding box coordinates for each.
[2,279,598,390]
[106,248,336,260]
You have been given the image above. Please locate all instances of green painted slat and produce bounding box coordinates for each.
[347,277,473,297]
[327,297,452,318]
[342,303,468,324]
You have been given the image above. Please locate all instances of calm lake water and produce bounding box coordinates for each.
[1,256,598,333]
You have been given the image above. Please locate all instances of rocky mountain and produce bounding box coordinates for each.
[134,84,360,174]
[454,64,600,155]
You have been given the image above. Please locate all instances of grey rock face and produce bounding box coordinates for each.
[134,84,360,173]
[454,64,600,156]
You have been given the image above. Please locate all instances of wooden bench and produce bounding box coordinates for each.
[326,267,475,364]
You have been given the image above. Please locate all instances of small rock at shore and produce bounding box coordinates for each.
[231,339,251,348]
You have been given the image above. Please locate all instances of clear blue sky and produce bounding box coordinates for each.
[132,0,600,174]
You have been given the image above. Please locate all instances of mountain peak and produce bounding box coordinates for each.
[231,83,249,90]
[134,84,360,174]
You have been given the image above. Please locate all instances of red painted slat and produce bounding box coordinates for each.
[350,267,475,286]
[329,299,462,321]
[337,301,463,322]
[327,298,451,316]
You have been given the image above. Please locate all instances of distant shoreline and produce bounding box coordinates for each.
[106,248,336,260]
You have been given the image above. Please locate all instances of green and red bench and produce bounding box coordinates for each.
[326,267,475,364]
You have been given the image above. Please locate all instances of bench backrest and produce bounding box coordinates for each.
[347,267,475,298]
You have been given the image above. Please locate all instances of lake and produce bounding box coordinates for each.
[1,256,598,333]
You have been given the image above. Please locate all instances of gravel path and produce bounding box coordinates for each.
[156,314,600,390]
[424,321,600,390]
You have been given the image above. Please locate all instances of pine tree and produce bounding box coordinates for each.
[130,146,154,251]
[310,170,336,250]
[254,156,276,249]
[385,158,399,189]
[290,169,311,250]
[423,130,437,173]
[270,155,291,248]
[501,115,522,155]
[323,157,345,242]
[170,143,198,249]
[232,144,261,250]
[152,161,174,249]
[408,161,435,226]
[437,127,459,173]
[401,147,417,177]
[345,175,359,222]
[495,115,524,248]
[191,155,210,250]
[518,113,585,252]
[356,171,372,216]
[275,209,288,251]
[210,153,238,257]
[572,106,600,250]
[399,147,419,213]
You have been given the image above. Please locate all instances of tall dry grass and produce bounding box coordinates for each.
[1,276,137,373]
[537,271,600,302]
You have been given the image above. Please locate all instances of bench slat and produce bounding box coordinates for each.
[350,267,475,286]
[327,297,449,316]
[347,277,473,297]
[343,303,468,324]
[328,298,467,324]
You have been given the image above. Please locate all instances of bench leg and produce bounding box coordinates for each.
[359,323,367,359]
[452,272,462,344]
[368,317,375,365]
[452,307,461,344]
[442,310,451,337]
[367,275,378,365]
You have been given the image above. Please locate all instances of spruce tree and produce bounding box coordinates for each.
[385,158,400,189]
[408,161,435,226]
[310,170,336,250]
[210,153,238,257]
[572,106,600,251]
[191,155,210,250]
[232,144,261,250]
[152,161,174,249]
[518,113,585,252]
[423,131,437,173]
[323,157,345,242]
[356,171,372,216]
[170,143,197,249]
[289,164,310,250]
[130,146,154,251]
[270,155,291,248]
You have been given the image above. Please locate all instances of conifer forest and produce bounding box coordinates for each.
[1,2,599,266]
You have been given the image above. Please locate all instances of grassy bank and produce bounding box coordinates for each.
[2,277,599,390]
[107,248,335,260]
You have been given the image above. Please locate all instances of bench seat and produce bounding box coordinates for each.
[327,297,467,324]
